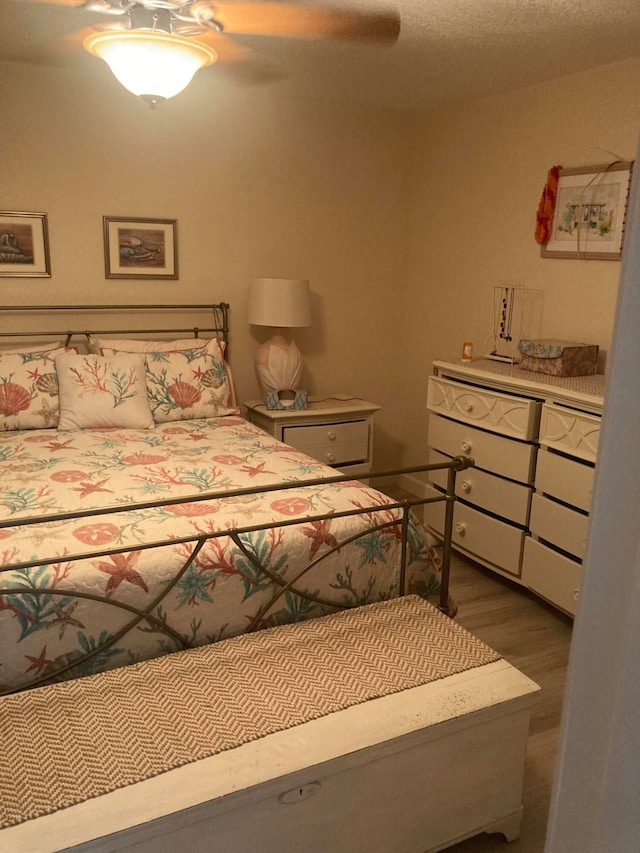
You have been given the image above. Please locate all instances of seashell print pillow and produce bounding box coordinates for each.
[140,347,238,423]
[55,351,154,431]
[0,346,73,431]
[101,339,237,421]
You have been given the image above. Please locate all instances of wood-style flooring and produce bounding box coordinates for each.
[444,553,574,852]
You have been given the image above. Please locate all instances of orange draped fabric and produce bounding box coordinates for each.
[535,165,561,245]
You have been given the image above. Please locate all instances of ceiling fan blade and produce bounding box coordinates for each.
[192,30,285,83]
[11,0,86,6]
[204,2,400,43]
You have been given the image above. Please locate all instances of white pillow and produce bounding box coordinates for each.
[96,337,225,354]
[55,352,154,431]
[0,346,71,431]
[0,342,63,354]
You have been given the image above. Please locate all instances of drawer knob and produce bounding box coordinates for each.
[455,522,466,536]
[464,402,474,413]
[573,589,580,601]
[461,479,472,493]
[460,440,472,453]
[327,431,336,441]
[327,453,336,463]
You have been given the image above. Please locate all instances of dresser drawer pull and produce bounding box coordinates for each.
[327,431,336,441]
[326,453,336,463]
[464,402,474,413]
[455,522,466,536]
[460,440,472,453]
[461,479,472,494]
[573,589,580,601]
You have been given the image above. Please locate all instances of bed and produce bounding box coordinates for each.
[0,304,465,696]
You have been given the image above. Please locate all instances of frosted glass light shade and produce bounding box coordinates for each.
[84,31,216,102]
[248,278,311,328]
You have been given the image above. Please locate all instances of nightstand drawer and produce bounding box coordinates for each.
[282,420,369,466]
[428,449,531,526]
[427,376,541,440]
[535,448,594,512]
[429,415,536,484]
[522,538,581,616]
[539,403,600,463]
[530,493,589,559]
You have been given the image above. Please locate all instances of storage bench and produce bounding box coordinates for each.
[0,596,540,853]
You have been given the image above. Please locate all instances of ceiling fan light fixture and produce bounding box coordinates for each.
[84,30,217,105]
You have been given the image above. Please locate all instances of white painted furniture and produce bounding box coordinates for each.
[244,397,380,476]
[424,358,605,616]
[3,659,539,853]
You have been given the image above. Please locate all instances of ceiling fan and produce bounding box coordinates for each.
[15,0,401,107]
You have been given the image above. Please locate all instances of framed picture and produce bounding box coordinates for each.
[541,162,634,260]
[0,211,51,277]
[103,216,178,279]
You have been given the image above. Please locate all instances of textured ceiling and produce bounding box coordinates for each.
[2,0,640,111]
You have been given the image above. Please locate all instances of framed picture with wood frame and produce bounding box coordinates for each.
[0,211,51,277]
[103,216,178,279]
[541,162,634,260]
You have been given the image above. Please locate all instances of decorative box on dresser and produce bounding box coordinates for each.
[424,358,606,616]
[244,397,380,476]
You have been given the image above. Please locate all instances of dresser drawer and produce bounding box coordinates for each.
[427,376,541,440]
[539,403,601,463]
[424,488,525,577]
[428,449,531,526]
[282,420,369,467]
[535,448,594,512]
[522,537,581,616]
[530,493,589,559]
[429,415,536,485]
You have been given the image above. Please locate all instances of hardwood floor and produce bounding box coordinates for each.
[444,553,574,852]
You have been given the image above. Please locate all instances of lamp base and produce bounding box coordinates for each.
[255,335,303,397]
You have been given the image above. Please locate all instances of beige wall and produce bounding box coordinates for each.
[3,56,640,469]
[1,58,412,467]
[401,58,640,465]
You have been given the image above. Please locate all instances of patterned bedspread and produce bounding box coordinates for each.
[0,417,444,692]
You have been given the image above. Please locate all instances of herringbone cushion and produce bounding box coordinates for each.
[0,595,500,829]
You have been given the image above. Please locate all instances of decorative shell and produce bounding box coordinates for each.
[35,372,59,396]
[0,382,31,416]
[199,368,224,389]
[168,381,202,409]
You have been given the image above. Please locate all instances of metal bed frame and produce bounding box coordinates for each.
[0,304,473,694]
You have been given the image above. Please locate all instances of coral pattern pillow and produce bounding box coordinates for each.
[0,347,70,431]
[142,348,237,422]
[55,352,154,431]
[102,338,237,421]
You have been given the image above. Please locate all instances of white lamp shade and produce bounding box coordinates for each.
[248,278,311,328]
[84,31,216,101]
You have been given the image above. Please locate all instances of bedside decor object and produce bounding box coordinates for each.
[0,211,51,278]
[248,277,311,403]
[266,389,308,411]
[103,216,178,279]
[518,339,599,377]
[540,162,633,260]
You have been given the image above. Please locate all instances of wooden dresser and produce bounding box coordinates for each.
[424,358,606,616]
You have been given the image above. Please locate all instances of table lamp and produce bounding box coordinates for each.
[248,277,311,408]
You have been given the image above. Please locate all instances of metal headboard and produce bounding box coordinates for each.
[0,303,230,356]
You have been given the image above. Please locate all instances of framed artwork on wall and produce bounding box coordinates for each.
[103,216,178,279]
[0,211,51,277]
[541,162,634,260]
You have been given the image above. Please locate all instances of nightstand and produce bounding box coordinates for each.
[243,397,380,476]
